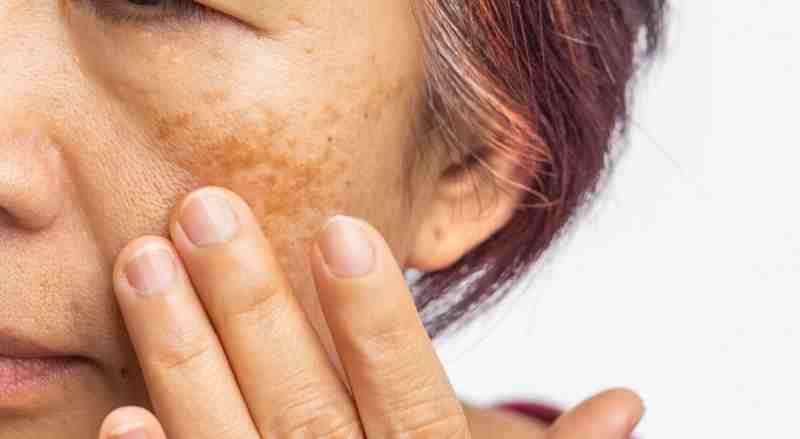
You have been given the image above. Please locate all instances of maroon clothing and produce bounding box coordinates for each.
[499,401,563,425]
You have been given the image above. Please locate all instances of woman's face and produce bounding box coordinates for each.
[0,0,524,439]
[2,1,515,437]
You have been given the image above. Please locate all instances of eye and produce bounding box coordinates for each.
[82,0,211,23]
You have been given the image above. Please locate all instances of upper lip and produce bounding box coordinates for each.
[0,328,70,359]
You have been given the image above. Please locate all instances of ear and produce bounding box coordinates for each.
[407,141,527,272]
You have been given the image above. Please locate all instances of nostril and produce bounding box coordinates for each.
[0,135,66,231]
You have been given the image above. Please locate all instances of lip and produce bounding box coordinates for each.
[0,328,67,359]
[0,329,91,407]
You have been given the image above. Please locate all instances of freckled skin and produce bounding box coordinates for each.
[1,1,439,437]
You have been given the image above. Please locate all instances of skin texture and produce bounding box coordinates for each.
[1,0,644,437]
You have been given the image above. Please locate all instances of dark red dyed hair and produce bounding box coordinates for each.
[414,1,667,336]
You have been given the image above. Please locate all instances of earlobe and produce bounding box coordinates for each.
[406,150,525,272]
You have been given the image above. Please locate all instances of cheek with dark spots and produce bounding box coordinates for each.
[157,101,357,245]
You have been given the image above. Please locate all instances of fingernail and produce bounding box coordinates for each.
[319,216,375,278]
[125,247,176,296]
[179,191,239,247]
[109,424,147,439]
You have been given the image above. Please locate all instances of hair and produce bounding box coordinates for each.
[413,0,667,336]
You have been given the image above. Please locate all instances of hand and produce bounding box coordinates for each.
[97,187,644,439]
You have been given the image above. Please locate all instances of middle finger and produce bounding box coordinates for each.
[169,187,362,438]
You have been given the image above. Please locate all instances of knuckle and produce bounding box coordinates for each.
[351,330,440,394]
[272,417,362,439]
[346,323,469,439]
[221,264,288,325]
[351,327,418,371]
[388,404,470,439]
[144,327,215,374]
[264,387,362,439]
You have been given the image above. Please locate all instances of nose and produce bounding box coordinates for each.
[1,0,71,232]
[0,133,66,230]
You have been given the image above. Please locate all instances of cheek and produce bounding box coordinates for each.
[67,10,420,265]
[146,77,416,260]
[152,86,415,270]
[69,28,352,235]
[158,95,419,281]
[163,102,360,245]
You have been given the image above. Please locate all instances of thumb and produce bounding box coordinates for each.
[548,388,645,439]
[99,406,168,439]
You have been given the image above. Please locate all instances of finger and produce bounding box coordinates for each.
[548,388,645,439]
[113,237,259,439]
[311,216,470,439]
[169,187,362,438]
[98,406,167,439]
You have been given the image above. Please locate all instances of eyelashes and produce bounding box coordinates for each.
[81,0,212,24]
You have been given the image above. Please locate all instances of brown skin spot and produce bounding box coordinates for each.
[361,79,410,122]
[156,112,192,141]
[156,97,356,249]
[317,104,342,125]
[201,89,232,105]
[158,104,290,173]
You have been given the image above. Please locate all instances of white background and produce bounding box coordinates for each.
[438,2,799,438]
